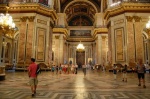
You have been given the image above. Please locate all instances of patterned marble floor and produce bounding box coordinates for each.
[0,69,150,99]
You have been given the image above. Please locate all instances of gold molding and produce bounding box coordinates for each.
[126,16,133,22]
[0,3,58,21]
[53,28,68,37]
[104,3,150,20]
[93,28,108,39]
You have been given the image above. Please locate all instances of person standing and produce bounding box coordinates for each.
[82,64,87,77]
[113,64,117,80]
[122,64,127,82]
[136,59,146,88]
[28,58,38,97]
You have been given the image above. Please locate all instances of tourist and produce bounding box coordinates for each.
[28,58,38,97]
[122,64,127,82]
[82,64,87,77]
[113,64,117,80]
[136,59,146,88]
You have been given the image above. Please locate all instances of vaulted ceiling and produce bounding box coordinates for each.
[60,0,101,26]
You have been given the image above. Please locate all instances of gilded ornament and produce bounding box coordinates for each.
[20,16,28,22]
[126,16,133,22]
[133,16,141,22]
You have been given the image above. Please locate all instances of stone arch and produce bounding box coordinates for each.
[63,0,99,13]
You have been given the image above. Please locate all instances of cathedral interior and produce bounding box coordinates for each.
[0,0,150,99]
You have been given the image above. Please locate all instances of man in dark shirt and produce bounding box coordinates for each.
[136,59,146,88]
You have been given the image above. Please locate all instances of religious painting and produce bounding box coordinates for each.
[114,28,125,62]
[70,30,91,37]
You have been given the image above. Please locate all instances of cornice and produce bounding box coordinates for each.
[0,3,58,21]
[53,28,68,37]
[67,38,94,42]
[93,28,108,39]
[104,3,150,20]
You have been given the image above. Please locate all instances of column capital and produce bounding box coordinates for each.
[133,16,141,22]
[126,16,133,22]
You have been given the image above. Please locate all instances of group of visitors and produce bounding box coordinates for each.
[27,58,147,97]
[113,59,146,88]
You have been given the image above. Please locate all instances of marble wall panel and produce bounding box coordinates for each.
[114,28,124,61]
[18,22,26,62]
[36,27,46,61]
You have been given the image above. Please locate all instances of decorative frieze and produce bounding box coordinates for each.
[20,16,35,22]
[114,19,124,25]
[37,19,47,25]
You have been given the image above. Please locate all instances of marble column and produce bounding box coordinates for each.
[95,13,103,27]
[146,39,150,63]
[18,18,28,62]
[96,35,102,64]
[48,0,54,8]
[26,19,35,62]
[126,16,136,65]
[133,16,144,61]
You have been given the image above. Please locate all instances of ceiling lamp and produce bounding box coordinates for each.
[0,6,17,38]
[146,20,150,29]
[77,41,85,51]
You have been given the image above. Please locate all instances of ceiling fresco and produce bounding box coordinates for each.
[62,0,99,26]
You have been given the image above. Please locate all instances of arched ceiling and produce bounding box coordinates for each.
[60,0,101,26]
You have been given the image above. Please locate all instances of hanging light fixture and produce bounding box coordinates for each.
[77,41,85,51]
[76,2,85,51]
[0,6,17,38]
[146,19,150,29]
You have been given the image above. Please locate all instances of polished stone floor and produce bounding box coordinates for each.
[0,69,150,99]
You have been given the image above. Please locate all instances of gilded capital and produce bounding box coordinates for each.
[126,16,133,22]
[20,16,28,22]
[101,36,106,40]
[133,16,141,22]
[55,35,60,39]
[28,16,35,22]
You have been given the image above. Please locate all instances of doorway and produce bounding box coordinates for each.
[76,51,85,68]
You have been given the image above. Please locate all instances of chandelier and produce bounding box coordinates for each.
[77,41,85,51]
[146,20,150,29]
[0,6,17,38]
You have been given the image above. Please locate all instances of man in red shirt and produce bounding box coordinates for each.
[28,58,38,97]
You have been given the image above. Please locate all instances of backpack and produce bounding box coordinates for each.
[36,64,41,75]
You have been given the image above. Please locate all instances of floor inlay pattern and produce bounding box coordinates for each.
[0,70,150,99]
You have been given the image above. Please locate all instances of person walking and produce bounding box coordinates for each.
[28,58,38,97]
[122,64,127,82]
[136,59,146,88]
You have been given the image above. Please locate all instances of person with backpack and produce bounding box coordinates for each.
[28,58,38,97]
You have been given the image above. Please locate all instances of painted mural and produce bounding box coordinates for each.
[70,30,91,37]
